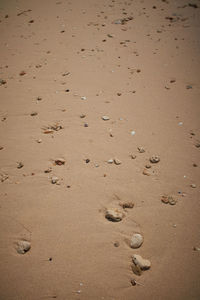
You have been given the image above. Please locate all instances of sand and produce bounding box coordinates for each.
[0,0,200,299]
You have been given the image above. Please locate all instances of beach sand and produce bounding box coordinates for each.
[0,0,200,299]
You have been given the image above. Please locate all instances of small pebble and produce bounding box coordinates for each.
[81,96,87,100]
[130,233,143,249]
[80,114,86,118]
[191,184,196,188]
[193,247,200,251]
[145,164,151,169]
[17,240,31,254]
[85,159,90,163]
[107,159,114,164]
[102,116,110,121]
[132,254,151,270]
[17,162,24,169]
[130,279,137,286]
[150,155,160,163]
[119,201,134,209]
[30,112,38,116]
[105,208,124,222]
[138,147,145,153]
[131,131,136,136]
[51,176,59,184]
[130,154,136,159]
[84,123,88,127]
[114,241,120,247]
[36,139,42,143]
[114,158,121,165]
[55,158,65,165]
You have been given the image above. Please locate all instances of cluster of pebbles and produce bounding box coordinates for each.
[104,200,151,282]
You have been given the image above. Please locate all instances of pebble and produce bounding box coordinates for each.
[80,114,86,118]
[191,184,196,188]
[138,147,145,153]
[132,254,151,270]
[114,158,121,165]
[36,139,42,143]
[85,159,90,163]
[130,233,144,249]
[102,116,110,121]
[17,162,24,169]
[130,154,136,159]
[193,247,200,251]
[150,155,160,163]
[119,201,134,209]
[145,164,151,169]
[107,159,114,164]
[51,176,59,184]
[81,96,87,100]
[130,278,137,286]
[0,79,7,85]
[84,123,88,127]
[131,131,136,136]
[30,112,38,116]
[161,195,177,205]
[114,241,120,247]
[105,208,124,222]
[143,169,150,176]
[17,240,31,254]
[55,158,65,165]
[195,142,200,148]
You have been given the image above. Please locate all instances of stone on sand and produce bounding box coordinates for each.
[130,233,144,249]
[17,240,31,254]
[132,254,151,270]
[150,155,160,163]
[105,209,124,222]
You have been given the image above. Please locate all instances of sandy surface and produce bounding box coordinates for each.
[0,0,200,299]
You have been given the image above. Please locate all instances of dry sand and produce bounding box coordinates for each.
[0,0,200,299]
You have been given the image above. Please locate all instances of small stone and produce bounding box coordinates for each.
[81,96,87,100]
[131,131,136,136]
[19,70,26,76]
[119,201,134,209]
[143,169,150,176]
[80,114,86,118]
[105,208,124,222]
[130,278,137,286]
[193,163,198,167]
[85,159,90,163]
[84,123,88,127]
[191,184,196,188]
[138,147,145,153]
[51,176,59,184]
[145,164,151,169]
[0,79,7,85]
[0,146,4,150]
[30,112,38,116]
[36,139,42,143]
[131,263,142,276]
[130,233,143,249]
[150,155,160,163]
[55,158,65,165]
[17,162,24,169]
[193,247,200,251]
[102,116,110,121]
[168,196,177,205]
[17,240,31,254]
[114,241,120,247]
[107,159,114,164]
[114,158,121,165]
[195,142,200,148]
[132,254,151,270]
[130,154,136,159]
[44,167,52,173]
